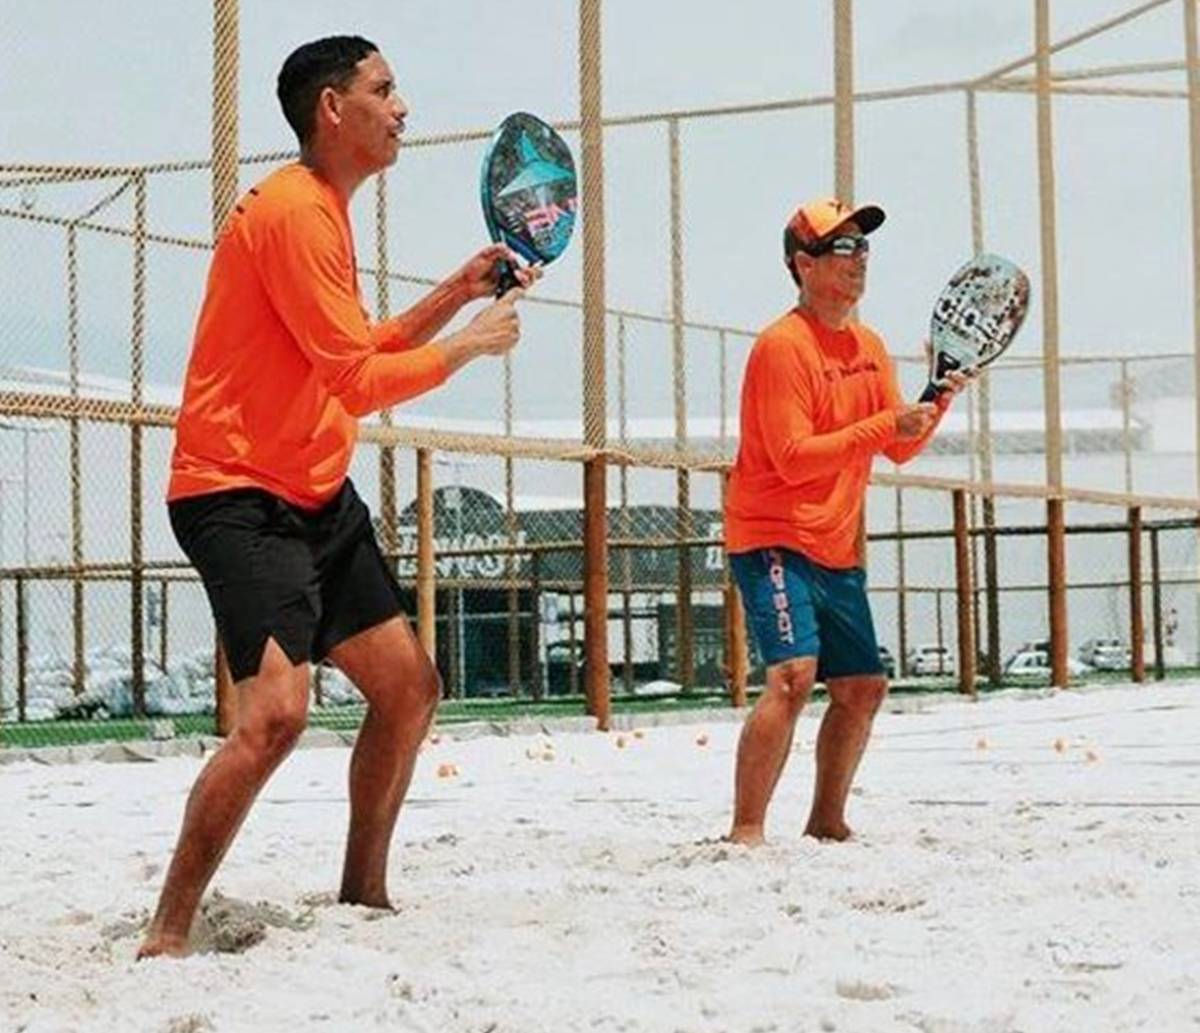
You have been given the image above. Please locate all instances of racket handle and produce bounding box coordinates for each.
[918,381,944,404]
[494,258,521,297]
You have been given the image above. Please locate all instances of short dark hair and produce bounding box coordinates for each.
[277,35,379,145]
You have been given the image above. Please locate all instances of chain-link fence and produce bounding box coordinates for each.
[4,1,1200,747]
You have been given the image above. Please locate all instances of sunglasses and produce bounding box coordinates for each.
[808,234,870,258]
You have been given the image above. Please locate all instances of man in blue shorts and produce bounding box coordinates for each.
[724,197,969,843]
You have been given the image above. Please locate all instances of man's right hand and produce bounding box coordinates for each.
[463,287,524,356]
[439,287,525,372]
[895,403,938,439]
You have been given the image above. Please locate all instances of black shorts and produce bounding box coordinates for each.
[169,480,404,682]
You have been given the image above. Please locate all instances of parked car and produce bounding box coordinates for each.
[877,644,896,679]
[1004,649,1092,678]
[1077,637,1131,671]
[906,644,954,677]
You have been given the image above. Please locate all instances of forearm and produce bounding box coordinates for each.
[371,274,472,352]
[329,343,451,416]
[884,433,932,465]
[771,411,897,483]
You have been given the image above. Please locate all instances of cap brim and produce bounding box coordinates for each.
[836,204,886,236]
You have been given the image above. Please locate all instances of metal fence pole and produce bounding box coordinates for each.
[580,0,610,729]
[67,225,86,697]
[447,585,462,700]
[416,449,436,660]
[374,172,398,570]
[1151,526,1165,680]
[668,117,694,693]
[1128,506,1145,682]
[953,490,977,695]
[1184,0,1200,501]
[965,87,1002,686]
[159,579,169,673]
[530,550,544,700]
[895,483,908,677]
[212,0,239,733]
[1036,0,1066,490]
[983,493,1002,685]
[130,171,147,718]
[212,0,239,235]
[583,463,608,720]
[567,590,580,698]
[0,578,6,722]
[721,470,748,707]
[617,317,634,695]
[1182,0,1200,671]
[1047,497,1069,686]
[16,576,27,723]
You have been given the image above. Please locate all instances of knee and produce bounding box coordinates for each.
[832,676,888,718]
[771,660,816,712]
[240,702,307,760]
[415,658,442,715]
[374,654,441,723]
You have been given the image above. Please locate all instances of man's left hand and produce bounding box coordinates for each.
[941,368,977,398]
[923,339,978,400]
[457,244,543,300]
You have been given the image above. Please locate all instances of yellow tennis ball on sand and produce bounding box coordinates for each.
[615,735,628,749]
[632,729,645,740]
[696,732,709,747]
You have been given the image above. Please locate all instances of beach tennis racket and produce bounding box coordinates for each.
[479,112,578,296]
[919,253,1031,402]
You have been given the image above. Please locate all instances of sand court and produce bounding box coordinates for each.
[2,683,1198,1033]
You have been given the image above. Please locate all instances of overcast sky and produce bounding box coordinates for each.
[1,0,1194,423]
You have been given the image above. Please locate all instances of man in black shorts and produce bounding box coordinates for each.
[139,35,538,958]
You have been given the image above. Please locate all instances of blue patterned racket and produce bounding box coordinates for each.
[920,253,1031,402]
[480,112,578,296]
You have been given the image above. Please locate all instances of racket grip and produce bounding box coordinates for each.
[494,259,522,297]
[918,382,944,404]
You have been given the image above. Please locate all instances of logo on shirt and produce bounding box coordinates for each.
[822,360,880,382]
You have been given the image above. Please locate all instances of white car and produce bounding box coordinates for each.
[1004,649,1091,678]
[1078,637,1130,671]
[906,644,954,676]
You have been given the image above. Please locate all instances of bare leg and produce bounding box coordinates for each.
[138,639,309,958]
[727,658,816,845]
[805,674,887,841]
[332,617,440,908]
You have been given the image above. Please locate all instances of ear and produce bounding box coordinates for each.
[315,85,343,133]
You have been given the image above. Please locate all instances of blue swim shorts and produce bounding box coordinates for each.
[728,546,884,680]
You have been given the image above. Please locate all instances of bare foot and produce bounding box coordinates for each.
[804,820,853,842]
[338,891,397,911]
[725,825,766,847]
[136,931,190,960]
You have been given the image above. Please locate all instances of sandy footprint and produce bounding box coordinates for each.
[188,891,314,954]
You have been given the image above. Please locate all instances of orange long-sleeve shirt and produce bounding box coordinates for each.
[725,308,945,569]
[169,164,449,509]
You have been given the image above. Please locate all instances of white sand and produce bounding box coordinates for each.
[2,684,1198,1033]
